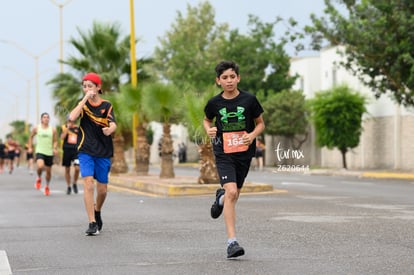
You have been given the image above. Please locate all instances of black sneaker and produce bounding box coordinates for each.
[72,183,78,194]
[95,210,103,231]
[211,188,225,219]
[85,222,99,236]
[227,241,245,258]
[66,186,71,195]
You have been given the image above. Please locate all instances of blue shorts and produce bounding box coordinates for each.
[78,153,111,184]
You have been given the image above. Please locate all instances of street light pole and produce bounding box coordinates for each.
[0,40,57,124]
[49,0,73,73]
[130,0,139,159]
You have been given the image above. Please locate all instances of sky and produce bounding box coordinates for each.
[0,0,327,139]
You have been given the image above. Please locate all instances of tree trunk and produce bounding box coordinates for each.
[111,133,128,174]
[341,148,348,169]
[134,123,150,176]
[198,143,219,184]
[160,123,175,178]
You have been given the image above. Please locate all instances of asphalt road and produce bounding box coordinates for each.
[1,166,413,274]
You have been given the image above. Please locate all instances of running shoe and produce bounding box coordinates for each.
[35,178,41,190]
[227,241,245,258]
[95,210,103,231]
[210,188,225,219]
[44,186,50,196]
[72,183,78,194]
[66,186,71,195]
[85,222,99,236]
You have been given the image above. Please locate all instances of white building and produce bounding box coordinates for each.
[267,46,414,171]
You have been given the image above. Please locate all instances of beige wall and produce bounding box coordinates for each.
[265,115,414,171]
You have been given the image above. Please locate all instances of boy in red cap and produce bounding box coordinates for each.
[69,72,117,236]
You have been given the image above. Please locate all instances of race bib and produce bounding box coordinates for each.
[68,133,78,144]
[223,131,249,153]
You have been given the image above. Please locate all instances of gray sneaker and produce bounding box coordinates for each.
[85,222,99,236]
[227,241,245,258]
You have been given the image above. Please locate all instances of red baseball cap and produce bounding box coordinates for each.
[83,72,102,93]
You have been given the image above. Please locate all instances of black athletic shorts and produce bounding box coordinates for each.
[214,152,252,189]
[7,151,15,160]
[62,148,79,167]
[26,152,33,160]
[35,153,54,167]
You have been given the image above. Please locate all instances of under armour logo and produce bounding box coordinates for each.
[219,107,245,123]
[221,176,228,180]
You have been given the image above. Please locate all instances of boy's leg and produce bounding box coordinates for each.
[83,176,96,222]
[223,182,240,240]
[95,182,107,211]
[94,182,107,231]
[93,157,110,231]
[45,166,52,184]
[72,165,80,194]
[223,183,245,258]
[43,165,52,195]
[36,158,45,177]
[64,166,71,185]
[73,165,80,184]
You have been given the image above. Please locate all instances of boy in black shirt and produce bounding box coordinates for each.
[204,61,265,258]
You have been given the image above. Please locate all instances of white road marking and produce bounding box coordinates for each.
[0,250,12,275]
[280,181,324,188]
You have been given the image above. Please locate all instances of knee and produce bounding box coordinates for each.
[97,184,108,196]
[83,179,95,192]
[225,188,239,202]
[98,187,107,196]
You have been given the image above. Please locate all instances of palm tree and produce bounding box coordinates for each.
[184,87,219,184]
[118,84,151,175]
[142,83,180,178]
[103,91,132,173]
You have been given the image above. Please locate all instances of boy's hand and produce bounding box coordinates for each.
[242,133,253,146]
[207,127,217,138]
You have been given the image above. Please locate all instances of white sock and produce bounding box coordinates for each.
[227,238,237,246]
[219,194,224,206]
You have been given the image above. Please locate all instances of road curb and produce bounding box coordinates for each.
[109,175,275,197]
[361,172,414,180]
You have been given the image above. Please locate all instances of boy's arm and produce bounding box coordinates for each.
[102,121,117,136]
[69,93,89,122]
[242,114,265,146]
[203,117,217,138]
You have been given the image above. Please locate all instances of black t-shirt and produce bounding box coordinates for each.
[204,90,264,158]
[78,99,116,158]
